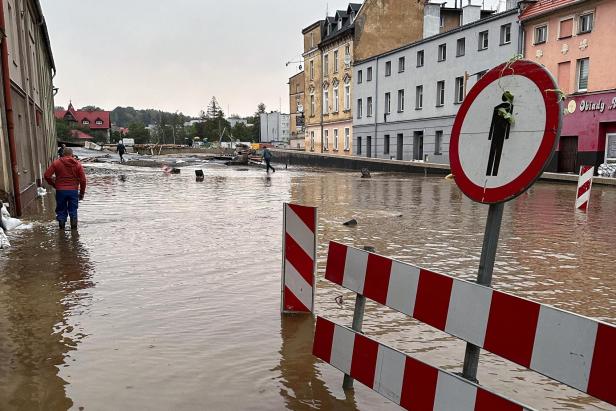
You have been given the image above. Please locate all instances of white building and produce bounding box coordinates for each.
[353,5,520,163]
[228,117,251,128]
[260,111,290,144]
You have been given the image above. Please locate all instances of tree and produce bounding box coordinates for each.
[126,122,150,144]
[232,122,253,142]
[206,96,223,119]
[249,102,266,142]
[257,103,266,114]
[55,119,72,141]
[81,105,103,112]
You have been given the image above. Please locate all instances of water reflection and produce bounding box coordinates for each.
[0,221,93,410]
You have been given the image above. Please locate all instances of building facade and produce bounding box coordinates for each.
[289,71,305,150]
[521,0,616,172]
[54,102,112,142]
[302,21,324,152]
[259,111,290,145]
[319,4,360,155]
[353,6,519,162]
[0,0,56,215]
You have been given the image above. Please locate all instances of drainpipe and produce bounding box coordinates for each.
[516,2,524,56]
[374,56,379,158]
[320,47,324,153]
[0,0,21,216]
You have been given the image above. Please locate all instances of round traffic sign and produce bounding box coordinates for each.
[449,59,562,204]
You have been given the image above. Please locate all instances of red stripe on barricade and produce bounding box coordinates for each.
[484,291,540,368]
[399,356,438,410]
[325,241,347,285]
[313,317,335,363]
[283,286,309,313]
[587,323,616,405]
[285,233,314,285]
[288,203,316,232]
[350,334,379,388]
[413,269,453,331]
[475,388,524,411]
[363,253,393,305]
[577,181,591,198]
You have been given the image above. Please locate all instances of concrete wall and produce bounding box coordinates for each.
[0,0,56,212]
[353,10,519,163]
[353,0,426,62]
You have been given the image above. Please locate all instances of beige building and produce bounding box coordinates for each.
[0,0,56,216]
[302,21,323,152]
[288,71,305,150]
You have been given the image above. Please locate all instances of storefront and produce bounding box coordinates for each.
[548,90,616,173]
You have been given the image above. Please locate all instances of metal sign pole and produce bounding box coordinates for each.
[461,202,504,382]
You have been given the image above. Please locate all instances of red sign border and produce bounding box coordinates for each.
[449,59,562,204]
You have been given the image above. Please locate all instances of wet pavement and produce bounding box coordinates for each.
[0,160,614,410]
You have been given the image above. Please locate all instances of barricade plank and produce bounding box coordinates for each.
[324,241,616,405]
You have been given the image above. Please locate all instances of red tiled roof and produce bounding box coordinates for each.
[70,130,94,140]
[54,102,111,130]
[519,0,581,21]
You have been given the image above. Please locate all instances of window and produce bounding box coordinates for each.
[478,31,489,50]
[337,19,342,30]
[579,13,593,34]
[310,93,315,116]
[416,85,423,109]
[334,50,339,73]
[96,120,104,125]
[398,89,405,112]
[577,58,589,91]
[310,33,314,48]
[417,50,424,67]
[323,89,329,114]
[385,92,391,114]
[310,60,314,80]
[534,25,547,44]
[344,84,350,110]
[385,61,392,76]
[456,38,465,57]
[357,99,363,118]
[358,70,363,84]
[435,130,442,155]
[500,24,511,45]
[334,129,339,150]
[367,67,373,81]
[559,18,573,38]
[344,128,350,150]
[324,54,329,75]
[436,81,445,106]
[357,136,362,155]
[438,44,446,61]
[82,120,90,125]
[333,85,339,112]
[384,135,390,155]
[440,15,445,28]
[398,57,405,73]
[367,97,373,117]
[345,45,351,67]
[324,129,329,150]
[310,131,315,150]
[455,77,464,103]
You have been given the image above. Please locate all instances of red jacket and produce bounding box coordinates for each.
[44,156,87,195]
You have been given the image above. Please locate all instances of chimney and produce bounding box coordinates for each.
[505,0,520,10]
[423,2,441,39]
[462,2,482,25]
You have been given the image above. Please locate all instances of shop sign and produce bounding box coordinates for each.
[572,97,616,113]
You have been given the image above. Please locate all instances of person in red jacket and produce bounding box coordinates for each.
[44,148,87,230]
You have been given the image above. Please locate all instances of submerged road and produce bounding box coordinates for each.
[0,160,614,410]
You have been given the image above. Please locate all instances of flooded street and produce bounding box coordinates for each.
[1,161,614,410]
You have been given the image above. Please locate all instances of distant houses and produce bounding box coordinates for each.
[54,102,112,142]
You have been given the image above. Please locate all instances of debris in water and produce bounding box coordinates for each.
[37,187,47,197]
[361,168,371,178]
[343,219,358,226]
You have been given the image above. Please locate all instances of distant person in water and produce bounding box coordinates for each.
[117,140,127,163]
[58,143,66,158]
[263,146,275,173]
[44,148,87,230]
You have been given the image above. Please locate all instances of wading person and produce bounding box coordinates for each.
[44,148,87,230]
[263,146,275,173]
[117,140,127,163]
[58,143,66,158]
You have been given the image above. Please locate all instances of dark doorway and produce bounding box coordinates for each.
[558,136,578,173]
[396,134,403,160]
[367,136,372,158]
[413,131,424,160]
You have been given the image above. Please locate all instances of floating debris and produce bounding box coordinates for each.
[343,219,358,226]
[361,168,371,178]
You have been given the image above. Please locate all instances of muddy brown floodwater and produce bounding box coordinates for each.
[0,161,614,411]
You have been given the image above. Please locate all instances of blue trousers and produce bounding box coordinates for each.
[56,190,79,223]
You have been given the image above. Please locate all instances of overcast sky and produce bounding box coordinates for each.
[41,0,500,118]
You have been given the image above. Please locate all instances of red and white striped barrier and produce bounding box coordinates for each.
[325,241,616,406]
[313,317,533,411]
[281,203,317,313]
[576,165,594,211]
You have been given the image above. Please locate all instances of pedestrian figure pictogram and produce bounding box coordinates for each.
[486,94,514,177]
